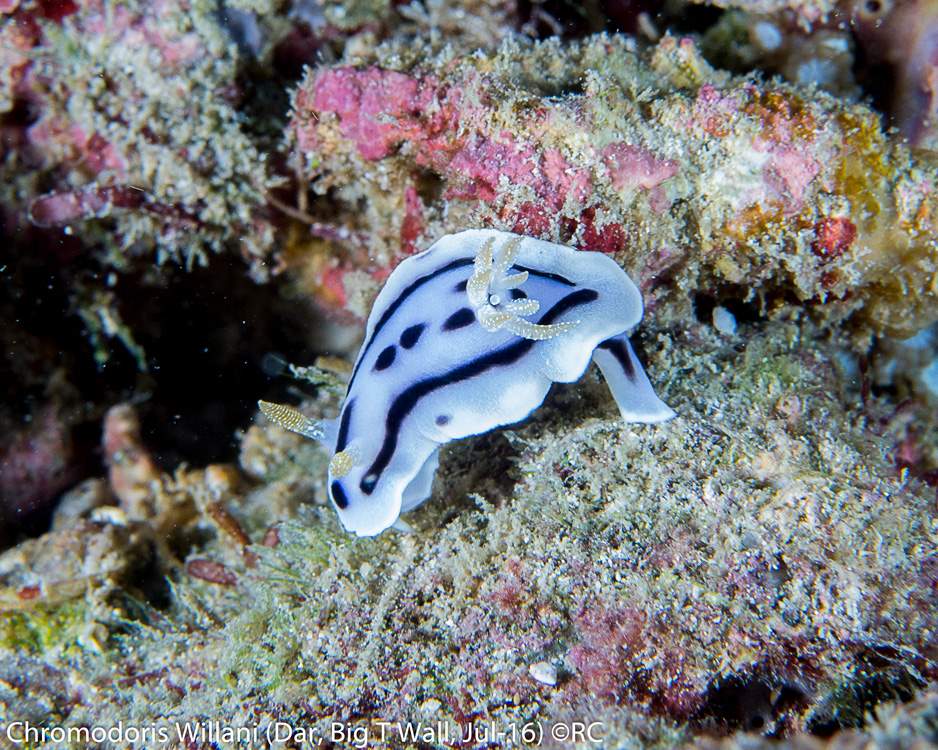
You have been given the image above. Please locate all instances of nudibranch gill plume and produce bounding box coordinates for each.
[260,229,674,536]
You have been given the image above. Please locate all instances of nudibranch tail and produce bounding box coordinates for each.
[592,333,676,423]
[258,400,331,442]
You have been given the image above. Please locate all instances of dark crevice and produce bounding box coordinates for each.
[693,290,760,328]
[434,431,521,523]
[695,673,811,737]
[1,229,324,549]
[850,35,898,129]
[807,652,925,736]
[414,168,445,206]
[122,257,323,470]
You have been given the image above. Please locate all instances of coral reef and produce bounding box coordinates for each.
[2,320,936,747]
[690,0,938,151]
[287,33,938,340]
[1,2,937,748]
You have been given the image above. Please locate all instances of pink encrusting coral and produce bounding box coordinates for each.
[288,35,938,337]
[761,145,820,207]
[298,65,601,226]
[22,117,128,179]
[294,64,639,266]
[297,67,451,161]
[602,143,678,214]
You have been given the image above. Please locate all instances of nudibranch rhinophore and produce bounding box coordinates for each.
[260,229,674,536]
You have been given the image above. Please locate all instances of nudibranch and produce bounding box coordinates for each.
[260,229,674,536]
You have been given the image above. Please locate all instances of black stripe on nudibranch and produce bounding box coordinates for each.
[374,345,396,371]
[510,289,527,300]
[347,257,474,392]
[442,307,476,331]
[597,338,636,381]
[454,278,468,292]
[533,287,598,323]
[513,265,577,287]
[330,481,349,509]
[361,288,599,495]
[336,398,355,452]
[400,324,425,349]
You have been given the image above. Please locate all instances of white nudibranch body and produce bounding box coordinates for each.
[261,229,674,536]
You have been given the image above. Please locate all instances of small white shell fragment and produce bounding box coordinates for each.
[529,661,558,686]
[421,698,442,713]
[753,21,782,51]
[89,505,129,526]
[712,306,737,336]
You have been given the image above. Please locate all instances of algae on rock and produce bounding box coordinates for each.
[288,34,938,341]
[2,320,934,747]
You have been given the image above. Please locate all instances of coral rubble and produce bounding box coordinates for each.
[288,33,938,340]
[2,0,276,270]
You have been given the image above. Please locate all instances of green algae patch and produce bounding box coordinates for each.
[0,600,88,657]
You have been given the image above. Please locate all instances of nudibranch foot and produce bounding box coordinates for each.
[400,448,440,513]
[260,230,674,537]
[593,333,676,423]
